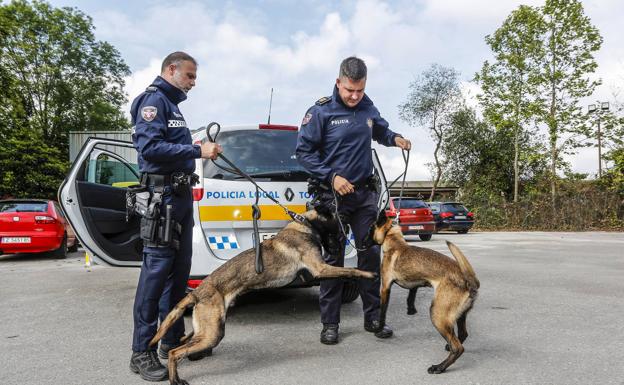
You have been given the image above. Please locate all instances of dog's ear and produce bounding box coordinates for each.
[312,201,332,217]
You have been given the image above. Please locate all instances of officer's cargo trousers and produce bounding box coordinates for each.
[318,188,381,324]
[132,186,193,352]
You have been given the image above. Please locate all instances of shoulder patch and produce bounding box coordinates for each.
[301,113,313,126]
[141,106,157,122]
[145,86,158,93]
[315,96,331,106]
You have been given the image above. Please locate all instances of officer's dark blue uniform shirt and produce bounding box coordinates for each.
[131,76,201,175]
[296,86,399,184]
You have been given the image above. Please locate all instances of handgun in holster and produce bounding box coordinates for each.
[129,184,182,251]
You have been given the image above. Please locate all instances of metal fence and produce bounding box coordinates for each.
[69,130,135,164]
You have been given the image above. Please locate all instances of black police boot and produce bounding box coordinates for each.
[320,323,339,345]
[158,343,212,361]
[129,350,168,381]
[364,320,394,339]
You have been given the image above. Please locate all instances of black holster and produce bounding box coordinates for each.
[126,181,182,250]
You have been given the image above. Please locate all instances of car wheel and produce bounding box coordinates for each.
[341,281,360,303]
[419,234,432,241]
[68,240,78,253]
[51,234,68,259]
[457,229,469,234]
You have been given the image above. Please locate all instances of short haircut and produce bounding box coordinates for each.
[161,51,197,73]
[339,56,367,81]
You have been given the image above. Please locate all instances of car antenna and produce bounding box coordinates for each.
[267,87,273,124]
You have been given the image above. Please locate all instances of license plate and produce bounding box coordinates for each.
[260,232,277,241]
[455,215,466,219]
[409,225,424,230]
[1,237,31,244]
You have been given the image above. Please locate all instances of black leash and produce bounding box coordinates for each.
[378,149,410,221]
[331,148,410,252]
[205,122,306,273]
[392,149,410,224]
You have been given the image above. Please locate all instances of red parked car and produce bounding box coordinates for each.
[0,199,77,258]
[385,197,436,241]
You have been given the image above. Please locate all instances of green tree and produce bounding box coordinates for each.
[536,0,602,208]
[0,0,130,157]
[442,107,547,203]
[399,64,463,200]
[602,147,624,197]
[475,5,545,203]
[0,0,130,198]
[0,130,67,198]
[586,103,623,178]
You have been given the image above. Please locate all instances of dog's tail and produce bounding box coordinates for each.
[149,292,198,348]
[446,240,480,293]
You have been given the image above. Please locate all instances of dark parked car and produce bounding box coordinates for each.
[0,199,78,258]
[427,202,474,234]
[385,197,435,241]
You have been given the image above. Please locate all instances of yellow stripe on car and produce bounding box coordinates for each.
[199,205,307,221]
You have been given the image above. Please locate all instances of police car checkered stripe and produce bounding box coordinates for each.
[207,235,239,250]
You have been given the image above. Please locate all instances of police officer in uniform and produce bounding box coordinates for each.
[296,56,411,345]
[129,51,222,381]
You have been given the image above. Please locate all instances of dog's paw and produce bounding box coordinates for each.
[407,307,417,315]
[427,364,446,374]
[172,379,189,385]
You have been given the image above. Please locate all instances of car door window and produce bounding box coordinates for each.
[87,152,139,187]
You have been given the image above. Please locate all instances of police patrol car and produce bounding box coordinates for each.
[58,123,387,302]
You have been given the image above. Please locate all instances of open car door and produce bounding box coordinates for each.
[58,138,142,266]
[372,148,388,211]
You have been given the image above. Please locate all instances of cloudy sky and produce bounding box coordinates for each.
[47,0,624,180]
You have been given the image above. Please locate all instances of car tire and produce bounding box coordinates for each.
[457,229,469,234]
[51,234,68,259]
[341,281,360,303]
[68,240,78,253]
[419,234,432,241]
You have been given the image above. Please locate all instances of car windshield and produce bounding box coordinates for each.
[393,199,427,209]
[0,201,48,213]
[442,203,467,211]
[203,129,310,181]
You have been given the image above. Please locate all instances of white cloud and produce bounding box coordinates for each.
[421,0,543,25]
[107,0,622,180]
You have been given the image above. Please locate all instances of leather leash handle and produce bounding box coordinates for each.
[252,203,263,274]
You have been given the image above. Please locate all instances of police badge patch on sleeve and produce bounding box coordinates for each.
[302,113,312,126]
[141,106,157,122]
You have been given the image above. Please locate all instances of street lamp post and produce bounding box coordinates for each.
[588,102,610,178]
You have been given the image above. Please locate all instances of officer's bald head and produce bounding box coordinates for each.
[339,57,367,82]
[161,52,197,73]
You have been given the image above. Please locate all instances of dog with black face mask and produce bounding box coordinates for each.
[150,208,377,385]
[368,211,480,374]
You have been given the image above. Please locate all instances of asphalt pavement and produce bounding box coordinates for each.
[1,231,623,385]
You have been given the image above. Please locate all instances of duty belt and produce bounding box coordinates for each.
[140,173,172,186]
[140,172,199,187]
[352,175,378,190]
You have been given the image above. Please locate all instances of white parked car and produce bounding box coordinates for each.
[58,123,387,303]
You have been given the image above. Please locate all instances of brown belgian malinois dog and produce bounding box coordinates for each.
[368,211,480,374]
[150,208,377,385]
